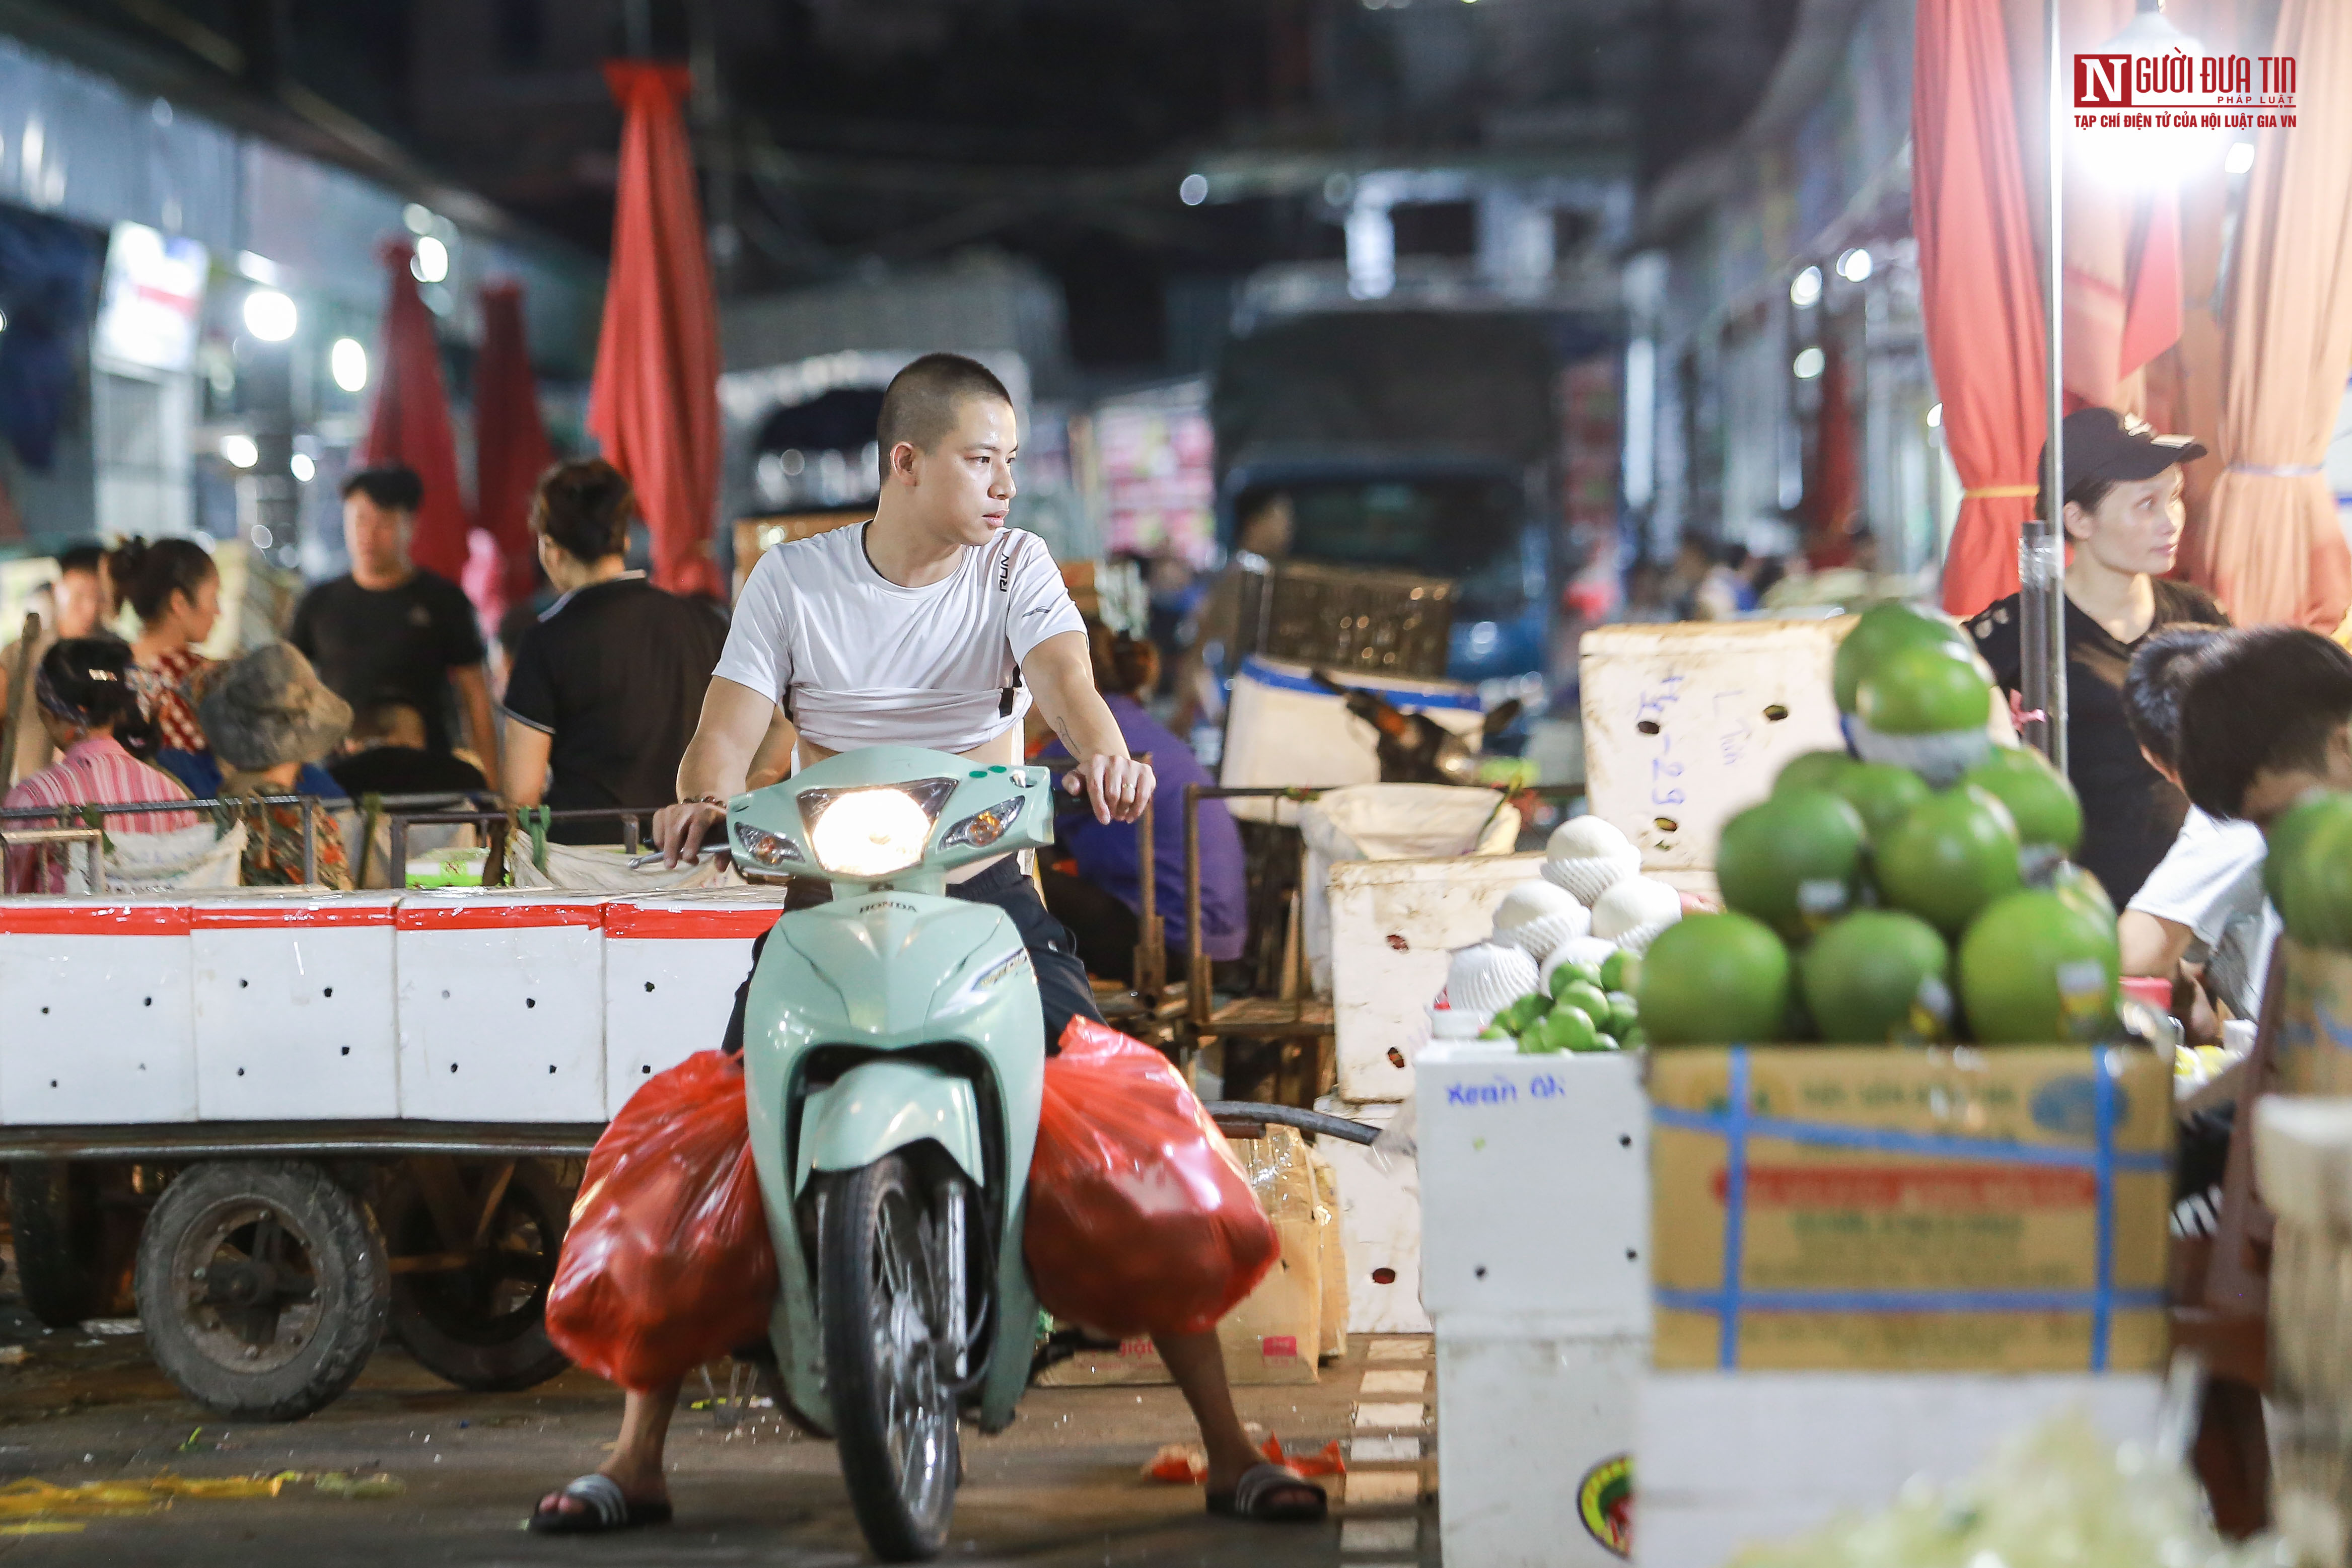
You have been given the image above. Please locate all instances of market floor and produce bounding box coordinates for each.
[0,1316,1439,1566]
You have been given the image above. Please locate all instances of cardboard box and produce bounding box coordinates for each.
[2274,939,2352,1094]
[1310,1149,1348,1361]
[1649,1046,2172,1372]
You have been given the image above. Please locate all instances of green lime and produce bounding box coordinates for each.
[2050,861,2115,924]
[1833,603,1971,714]
[1517,1026,1558,1055]
[2268,793,2352,947]
[1874,785,2023,935]
[1478,1024,1510,1040]
[1960,747,2083,853]
[1799,909,1953,1044]
[1716,788,1867,939]
[1555,979,1611,1029]
[1958,888,2121,1043]
[1621,1026,1649,1051]
[1599,948,1642,993]
[1831,762,1932,840]
[1604,990,1640,1037]
[1636,912,1794,1046]
[1591,1032,1622,1054]
[1496,993,1550,1035]
[1856,643,1993,736]
[1539,1005,1598,1054]
[1774,750,1858,796]
[1548,961,1604,1001]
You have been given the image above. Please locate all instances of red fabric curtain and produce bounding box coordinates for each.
[473,280,555,621]
[1917,0,2048,618]
[362,241,471,583]
[588,62,724,601]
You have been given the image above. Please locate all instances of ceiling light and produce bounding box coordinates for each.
[1836,247,1874,282]
[291,453,316,482]
[1789,266,1822,308]
[412,235,450,283]
[1926,402,1943,428]
[2226,141,2256,175]
[1793,346,1826,381]
[242,289,297,341]
[1179,173,1208,207]
[220,433,258,468]
[403,203,436,235]
[330,337,368,393]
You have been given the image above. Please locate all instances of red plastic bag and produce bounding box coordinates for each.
[544,1051,777,1391]
[1024,1018,1279,1339]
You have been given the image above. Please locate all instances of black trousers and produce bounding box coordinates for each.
[1038,869,1191,990]
[720,858,1105,1056]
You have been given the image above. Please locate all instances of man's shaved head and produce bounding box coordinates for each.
[876,353,1014,457]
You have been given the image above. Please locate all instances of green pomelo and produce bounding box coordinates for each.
[1637,912,1794,1046]
[1621,1026,1649,1052]
[1875,785,2024,935]
[1831,762,1932,840]
[1959,748,2083,853]
[1799,910,1953,1044]
[1856,643,1993,736]
[1549,961,1604,1000]
[1958,889,2121,1044]
[1774,750,1858,797]
[1538,1005,1597,1054]
[2267,793,2352,946]
[1600,949,1641,993]
[2050,861,2116,924]
[1833,604,1970,714]
[1716,789,1867,938]
[1555,979,1612,1029]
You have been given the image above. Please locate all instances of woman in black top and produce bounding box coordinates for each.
[1968,407,2226,906]
[500,461,728,844]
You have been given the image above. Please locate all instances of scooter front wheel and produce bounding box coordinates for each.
[817,1153,959,1562]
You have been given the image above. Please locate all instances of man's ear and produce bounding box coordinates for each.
[2325,719,2352,792]
[2140,744,2181,790]
[887,441,920,485]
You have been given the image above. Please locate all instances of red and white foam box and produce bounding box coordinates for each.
[393,891,610,1122]
[601,890,789,1118]
[190,892,403,1120]
[0,898,199,1123]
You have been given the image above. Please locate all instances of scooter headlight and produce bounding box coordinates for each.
[798,778,959,878]
[940,796,1024,852]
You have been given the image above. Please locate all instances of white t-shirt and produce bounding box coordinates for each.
[2125,805,2277,1019]
[714,522,1085,755]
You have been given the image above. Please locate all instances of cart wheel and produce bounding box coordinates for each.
[133,1161,387,1421]
[376,1158,571,1392]
[7,1161,102,1329]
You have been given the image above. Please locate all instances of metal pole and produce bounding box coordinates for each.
[2024,0,2072,773]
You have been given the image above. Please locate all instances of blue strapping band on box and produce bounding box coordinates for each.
[1236,656,1485,711]
[1656,1047,2154,1370]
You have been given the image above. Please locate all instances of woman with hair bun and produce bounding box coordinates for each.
[2,637,197,892]
[109,536,222,753]
[500,459,728,843]
[1038,619,1246,986]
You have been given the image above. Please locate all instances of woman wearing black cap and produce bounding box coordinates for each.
[1968,406,2228,906]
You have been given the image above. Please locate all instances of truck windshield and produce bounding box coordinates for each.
[1280,475,1524,616]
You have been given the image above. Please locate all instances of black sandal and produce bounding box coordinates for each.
[1206,1462,1329,1523]
[527,1473,675,1534]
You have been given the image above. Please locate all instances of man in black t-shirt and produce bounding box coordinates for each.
[500,459,729,842]
[1967,407,2227,906]
[290,466,502,792]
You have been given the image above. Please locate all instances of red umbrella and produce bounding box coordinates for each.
[588,62,724,600]
[473,279,555,620]
[362,240,471,583]
[1917,0,2048,619]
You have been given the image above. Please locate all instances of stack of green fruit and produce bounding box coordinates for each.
[1479,948,1646,1054]
[1636,602,2122,1048]
[2262,791,2352,948]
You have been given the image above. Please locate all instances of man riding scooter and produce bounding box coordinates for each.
[530,353,1329,1534]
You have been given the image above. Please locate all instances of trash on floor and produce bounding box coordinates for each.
[0,1470,407,1523]
[1144,1436,1346,1485]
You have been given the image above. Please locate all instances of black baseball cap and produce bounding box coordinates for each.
[2042,406,2207,488]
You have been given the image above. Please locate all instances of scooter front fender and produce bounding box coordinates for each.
[794,1061,983,1195]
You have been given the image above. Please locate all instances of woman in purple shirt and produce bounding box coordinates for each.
[1042,624,1247,985]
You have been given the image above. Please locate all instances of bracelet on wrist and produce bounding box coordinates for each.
[683,794,727,808]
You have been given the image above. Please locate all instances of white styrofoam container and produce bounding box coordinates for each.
[394,893,607,1122]
[1220,656,1485,825]
[1417,1043,1649,1329]
[1580,620,1846,873]
[1314,1097,1429,1334]
[1438,1325,1642,1567]
[602,892,789,1117]
[1637,1372,2166,1567]
[190,895,403,1121]
[0,900,198,1123]
[1328,852,1545,1102]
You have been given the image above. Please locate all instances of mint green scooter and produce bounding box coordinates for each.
[727,745,1054,1562]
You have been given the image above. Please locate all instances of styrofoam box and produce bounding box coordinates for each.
[1328,852,1545,1102]
[191,893,403,1120]
[1315,1097,1429,1334]
[395,893,607,1122]
[602,892,789,1117]
[1438,1324,1642,1568]
[1418,1043,1648,1329]
[1580,620,1846,873]
[1637,1372,2166,1567]
[1220,656,1485,825]
[0,900,198,1123]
